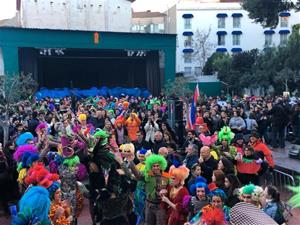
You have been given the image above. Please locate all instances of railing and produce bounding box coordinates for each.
[272,169,295,194]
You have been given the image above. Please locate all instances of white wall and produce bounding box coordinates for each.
[176,2,300,74]
[20,0,132,32]
[0,48,4,75]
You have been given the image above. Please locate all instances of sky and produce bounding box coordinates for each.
[0,0,178,20]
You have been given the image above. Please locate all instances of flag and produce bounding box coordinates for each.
[187,84,199,130]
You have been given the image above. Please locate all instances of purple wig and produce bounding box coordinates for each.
[13,144,38,162]
[76,163,88,181]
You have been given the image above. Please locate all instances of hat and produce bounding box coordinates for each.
[234,133,244,141]
[230,202,277,225]
[62,146,74,158]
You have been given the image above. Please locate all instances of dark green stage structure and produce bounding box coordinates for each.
[0,27,176,96]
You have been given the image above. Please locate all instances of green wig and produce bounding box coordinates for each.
[93,129,109,146]
[63,155,80,167]
[218,126,235,144]
[288,176,300,208]
[144,154,167,178]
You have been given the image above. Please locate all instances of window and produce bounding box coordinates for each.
[280,17,289,27]
[195,67,202,76]
[232,34,241,45]
[218,35,225,46]
[158,24,164,32]
[233,17,241,28]
[184,67,192,76]
[265,34,273,46]
[218,17,225,28]
[184,53,192,63]
[184,36,192,47]
[280,33,288,45]
[184,18,192,29]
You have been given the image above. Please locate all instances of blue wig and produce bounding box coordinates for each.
[210,188,227,202]
[16,132,34,146]
[11,186,51,225]
[21,152,40,169]
[189,176,210,196]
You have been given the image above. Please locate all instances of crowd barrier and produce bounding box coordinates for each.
[35,87,152,100]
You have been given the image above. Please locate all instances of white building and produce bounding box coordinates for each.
[0,0,135,32]
[168,0,300,76]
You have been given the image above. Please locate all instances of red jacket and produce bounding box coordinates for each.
[251,141,275,168]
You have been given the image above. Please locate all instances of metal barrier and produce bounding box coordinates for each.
[272,169,296,195]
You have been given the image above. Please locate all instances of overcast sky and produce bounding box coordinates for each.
[0,0,178,20]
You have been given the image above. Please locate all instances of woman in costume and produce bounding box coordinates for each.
[186,176,210,220]
[239,183,264,208]
[162,165,190,225]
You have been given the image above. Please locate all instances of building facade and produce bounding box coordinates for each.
[132,11,167,33]
[171,0,300,76]
[1,0,134,32]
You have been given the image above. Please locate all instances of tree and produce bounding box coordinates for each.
[241,0,299,28]
[191,28,215,75]
[163,76,193,98]
[0,74,38,145]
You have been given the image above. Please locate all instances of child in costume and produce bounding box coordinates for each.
[161,165,190,225]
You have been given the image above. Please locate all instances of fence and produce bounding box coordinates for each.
[272,169,296,197]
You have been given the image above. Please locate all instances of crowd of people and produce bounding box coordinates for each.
[0,93,299,225]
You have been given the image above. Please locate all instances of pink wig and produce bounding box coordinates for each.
[35,122,48,132]
[199,134,218,147]
[13,144,38,162]
[76,163,88,181]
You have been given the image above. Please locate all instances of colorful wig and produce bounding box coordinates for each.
[169,165,190,184]
[120,143,135,154]
[78,113,87,122]
[201,206,227,225]
[25,162,59,189]
[288,176,300,208]
[122,101,129,109]
[47,152,63,173]
[199,133,218,147]
[218,126,235,144]
[136,149,152,161]
[144,154,167,177]
[12,186,51,225]
[20,151,40,169]
[239,184,264,203]
[47,181,60,199]
[210,188,227,202]
[14,144,38,162]
[35,122,48,133]
[189,176,210,196]
[62,155,80,168]
[16,132,34,146]
[93,129,109,147]
[76,163,88,181]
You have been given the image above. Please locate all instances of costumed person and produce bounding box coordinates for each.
[114,116,128,145]
[185,187,229,225]
[239,184,264,208]
[129,154,170,225]
[57,140,87,225]
[211,126,237,160]
[119,143,136,167]
[124,112,141,142]
[24,162,72,225]
[13,144,39,193]
[133,149,152,225]
[161,165,190,225]
[230,202,277,225]
[73,113,94,142]
[185,176,210,220]
[11,186,51,225]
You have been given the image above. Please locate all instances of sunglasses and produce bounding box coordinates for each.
[242,195,252,199]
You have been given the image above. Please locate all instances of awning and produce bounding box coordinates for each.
[217,31,227,35]
[232,13,243,17]
[232,31,242,35]
[216,13,228,18]
[183,48,194,53]
[264,30,275,34]
[183,31,194,36]
[279,12,291,17]
[216,48,227,53]
[231,48,242,53]
[279,30,290,34]
[182,14,194,18]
